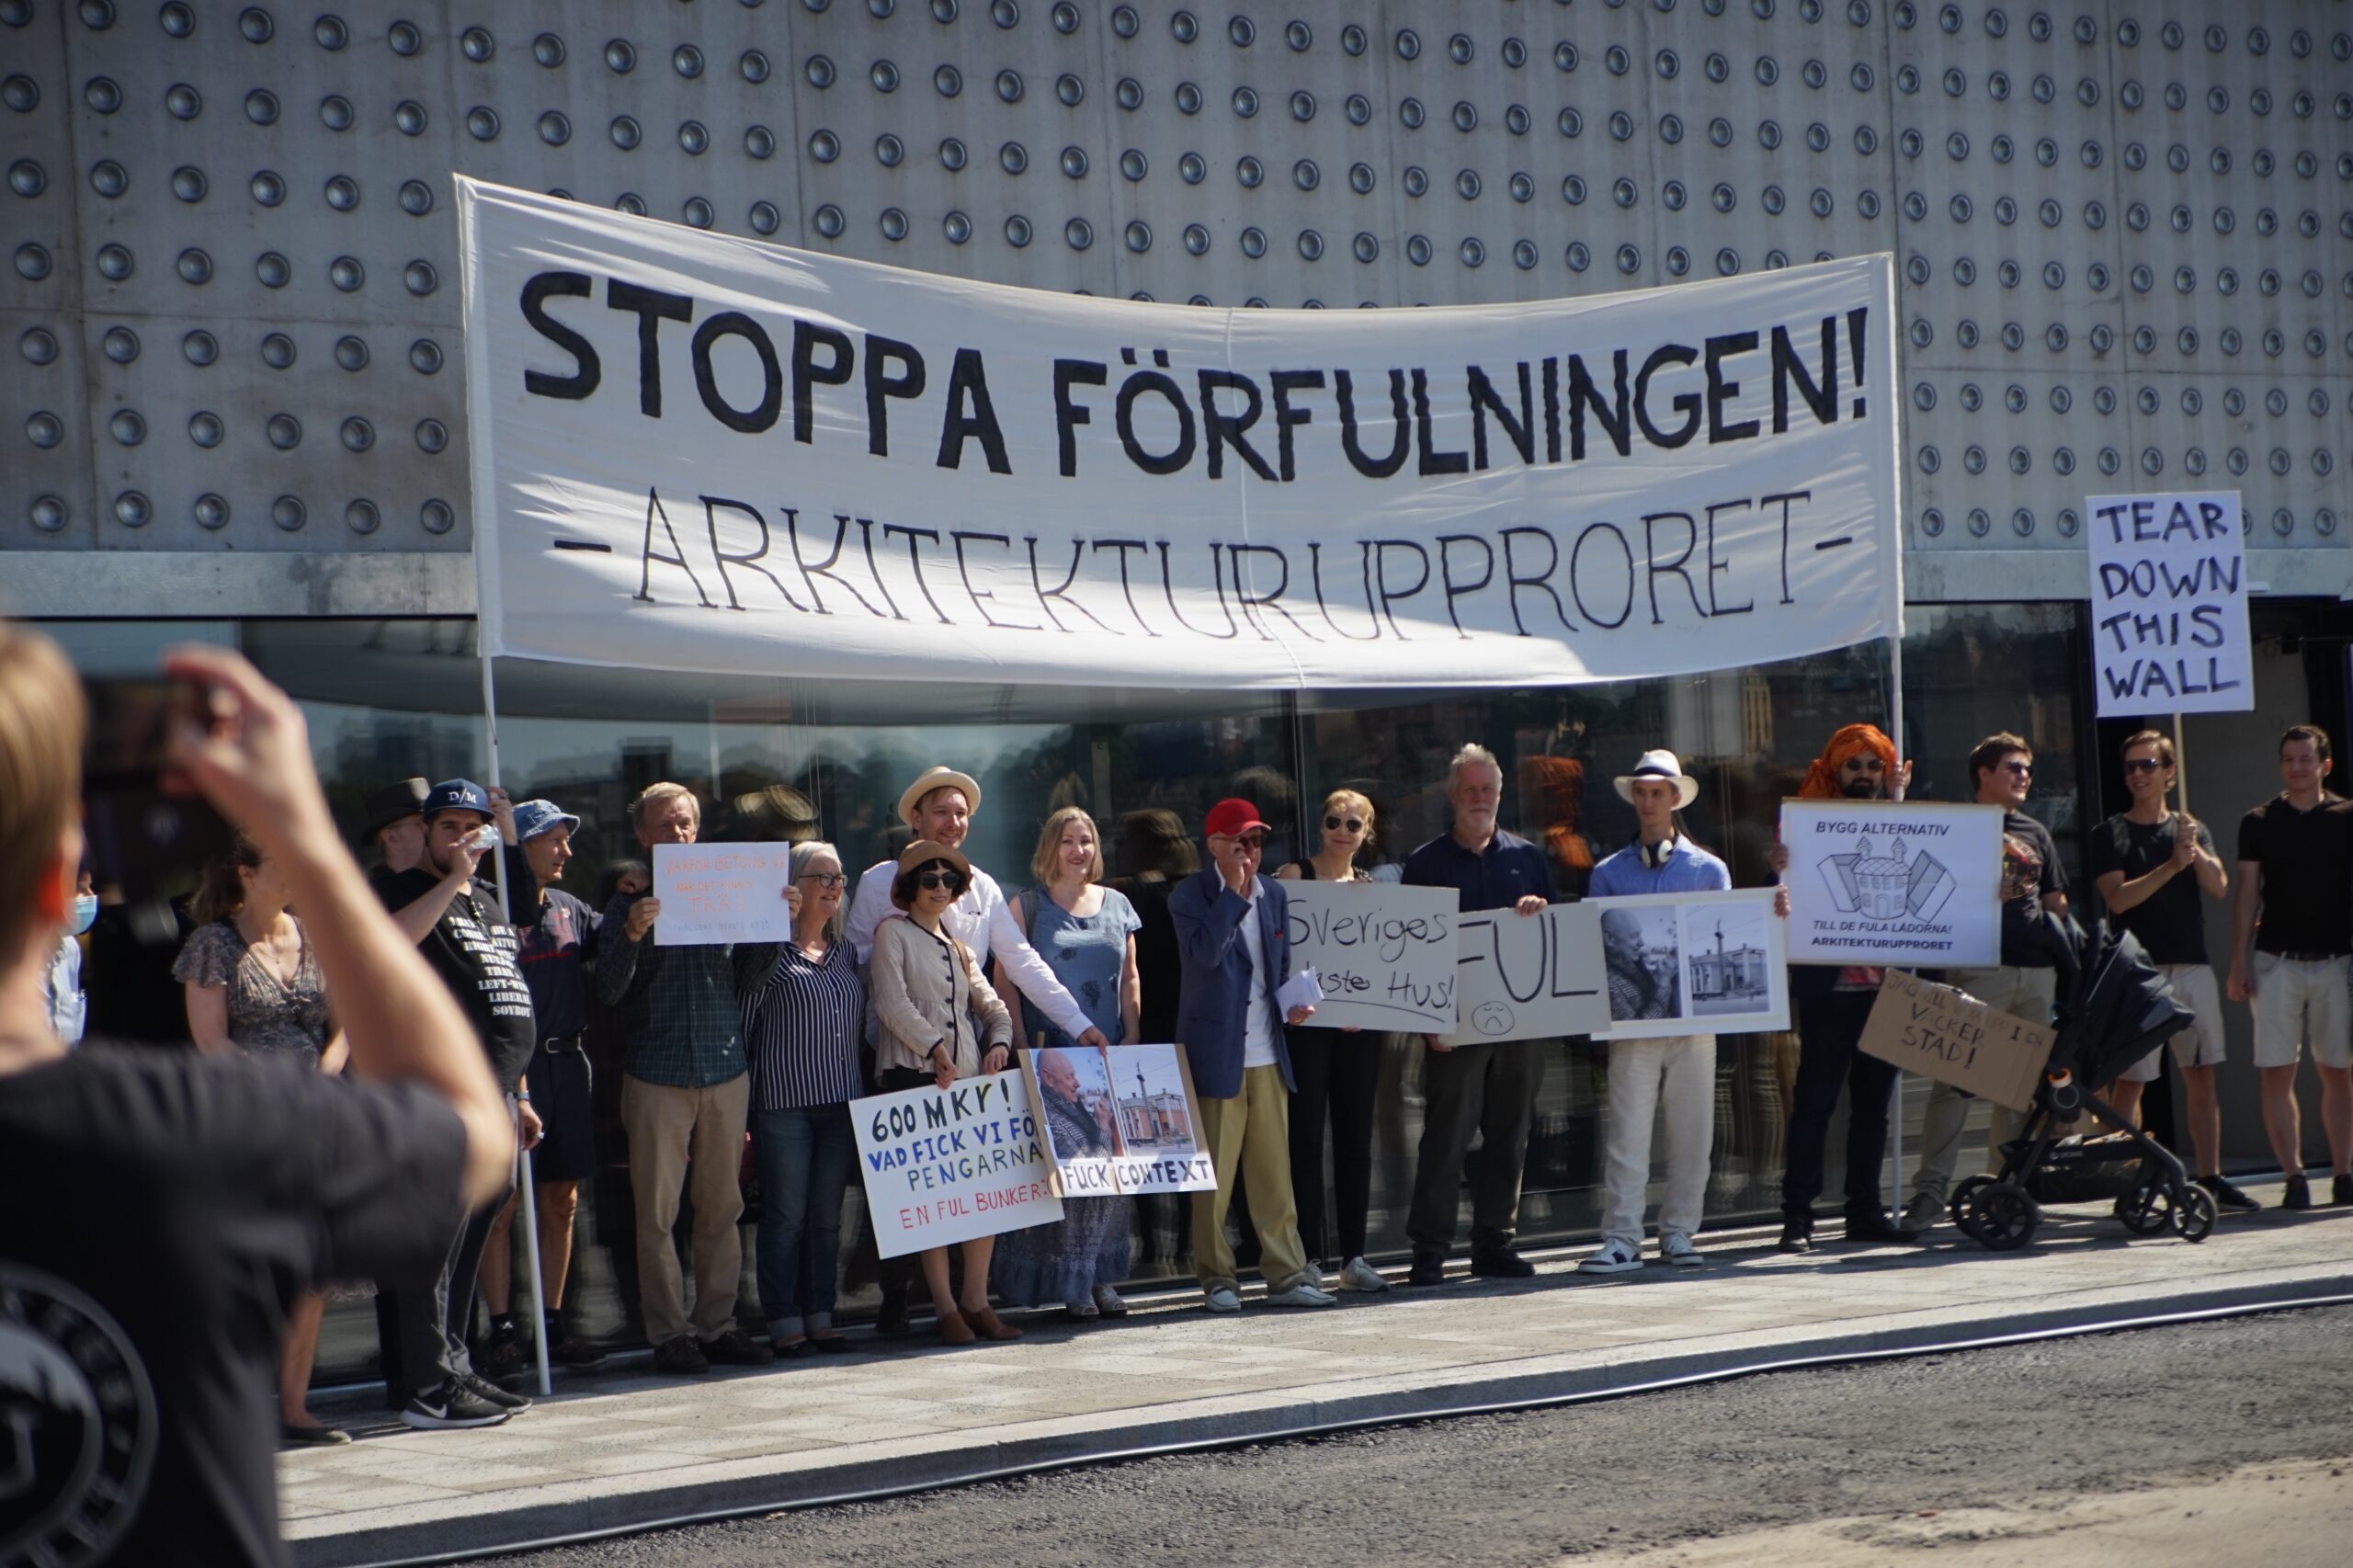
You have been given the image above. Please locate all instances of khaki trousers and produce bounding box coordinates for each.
[621,1072,750,1344]
[1910,966,2058,1207]
[1192,1064,1312,1293]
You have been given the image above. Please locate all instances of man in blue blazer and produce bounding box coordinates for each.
[1170,798,1336,1312]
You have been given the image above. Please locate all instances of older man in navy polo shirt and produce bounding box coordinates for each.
[1400,744,1555,1286]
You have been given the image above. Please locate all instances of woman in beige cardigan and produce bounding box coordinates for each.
[869,839,1022,1344]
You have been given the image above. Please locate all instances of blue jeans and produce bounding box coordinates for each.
[751,1104,855,1337]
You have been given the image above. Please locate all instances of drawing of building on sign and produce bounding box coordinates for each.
[1820,835,1958,924]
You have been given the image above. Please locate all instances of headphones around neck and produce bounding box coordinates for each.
[1639,835,1677,869]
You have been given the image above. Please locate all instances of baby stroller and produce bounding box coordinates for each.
[1950,915,2216,1250]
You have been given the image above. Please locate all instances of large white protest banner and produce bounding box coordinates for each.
[1442,903,1612,1045]
[1282,881,1460,1032]
[1780,801,2005,968]
[647,841,794,946]
[1592,890,1790,1040]
[457,178,1904,690]
[853,1071,1062,1258]
[2085,490,2253,717]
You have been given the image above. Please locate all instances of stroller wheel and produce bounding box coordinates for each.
[1972,1183,2041,1252]
[2172,1186,2218,1244]
[2115,1174,2177,1235]
[1950,1175,2000,1242]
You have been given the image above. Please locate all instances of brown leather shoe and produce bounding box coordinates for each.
[964,1306,1022,1342]
[936,1309,977,1346]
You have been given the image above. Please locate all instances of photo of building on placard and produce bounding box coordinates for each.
[1686,903,1773,1017]
[1111,1045,1195,1155]
[1819,834,1959,925]
[1602,905,1683,1024]
[1592,890,1790,1040]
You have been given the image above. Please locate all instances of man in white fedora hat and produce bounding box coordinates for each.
[847,766,1107,1045]
[1579,749,1757,1276]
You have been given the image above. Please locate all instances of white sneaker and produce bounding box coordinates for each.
[1337,1256,1390,1293]
[1901,1192,1944,1234]
[1263,1280,1338,1308]
[1578,1239,1643,1275]
[1202,1285,1242,1313]
[1661,1232,1704,1267]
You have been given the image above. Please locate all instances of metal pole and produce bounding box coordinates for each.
[480,642,554,1401]
[1886,623,1908,1221]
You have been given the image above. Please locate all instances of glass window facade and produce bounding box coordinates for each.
[45,609,2091,1384]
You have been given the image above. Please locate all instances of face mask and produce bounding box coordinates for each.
[67,893,98,936]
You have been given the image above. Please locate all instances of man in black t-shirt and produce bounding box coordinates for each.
[2088,730,2253,1212]
[1906,732,2070,1232]
[0,626,512,1568]
[378,778,543,1429]
[2227,725,2353,1210]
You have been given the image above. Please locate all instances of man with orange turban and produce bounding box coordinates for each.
[1776,724,1917,1252]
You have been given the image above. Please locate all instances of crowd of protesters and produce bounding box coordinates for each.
[11,621,2348,1557]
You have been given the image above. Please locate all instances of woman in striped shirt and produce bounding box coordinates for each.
[742,840,866,1357]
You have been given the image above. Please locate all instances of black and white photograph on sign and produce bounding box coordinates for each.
[1593,890,1790,1040]
[1602,905,1683,1024]
[1110,1045,1196,1157]
[1686,903,1773,1018]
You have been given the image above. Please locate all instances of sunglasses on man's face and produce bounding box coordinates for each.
[917,869,966,893]
[1233,835,1266,853]
[1324,815,1365,834]
[2122,757,2166,775]
[1999,760,2033,777]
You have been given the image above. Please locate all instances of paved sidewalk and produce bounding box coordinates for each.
[285,1187,2353,1567]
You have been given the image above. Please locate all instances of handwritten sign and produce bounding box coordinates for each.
[851,1070,1063,1257]
[1018,1043,1219,1198]
[1857,968,2050,1112]
[1440,902,1610,1045]
[649,841,794,946]
[1589,889,1790,1040]
[1780,800,2003,967]
[2085,489,2253,718]
[1282,881,1460,1032]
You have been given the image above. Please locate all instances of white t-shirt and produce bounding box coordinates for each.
[1237,883,1276,1069]
[845,858,1091,1040]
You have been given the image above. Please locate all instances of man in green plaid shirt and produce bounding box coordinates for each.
[597,781,792,1374]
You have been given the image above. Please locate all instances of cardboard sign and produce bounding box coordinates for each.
[1281,881,1461,1032]
[1858,968,2050,1113]
[852,1071,1063,1258]
[1589,890,1790,1040]
[2085,489,2253,717]
[1440,902,1611,1045]
[648,841,795,946]
[1018,1043,1219,1198]
[1780,800,2005,968]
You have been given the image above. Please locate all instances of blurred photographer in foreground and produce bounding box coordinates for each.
[0,622,513,1567]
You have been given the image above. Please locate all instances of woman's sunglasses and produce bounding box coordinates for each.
[1324,815,1365,834]
[917,869,967,893]
[797,870,847,887]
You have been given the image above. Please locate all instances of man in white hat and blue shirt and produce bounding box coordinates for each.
[1580,751,1733,1275]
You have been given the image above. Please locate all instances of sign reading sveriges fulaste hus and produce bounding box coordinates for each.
[455,177,1904,690]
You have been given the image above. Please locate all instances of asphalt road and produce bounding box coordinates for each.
[476,1304,2353,1567]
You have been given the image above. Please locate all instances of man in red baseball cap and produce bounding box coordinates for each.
[1168,799,1335,1312]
